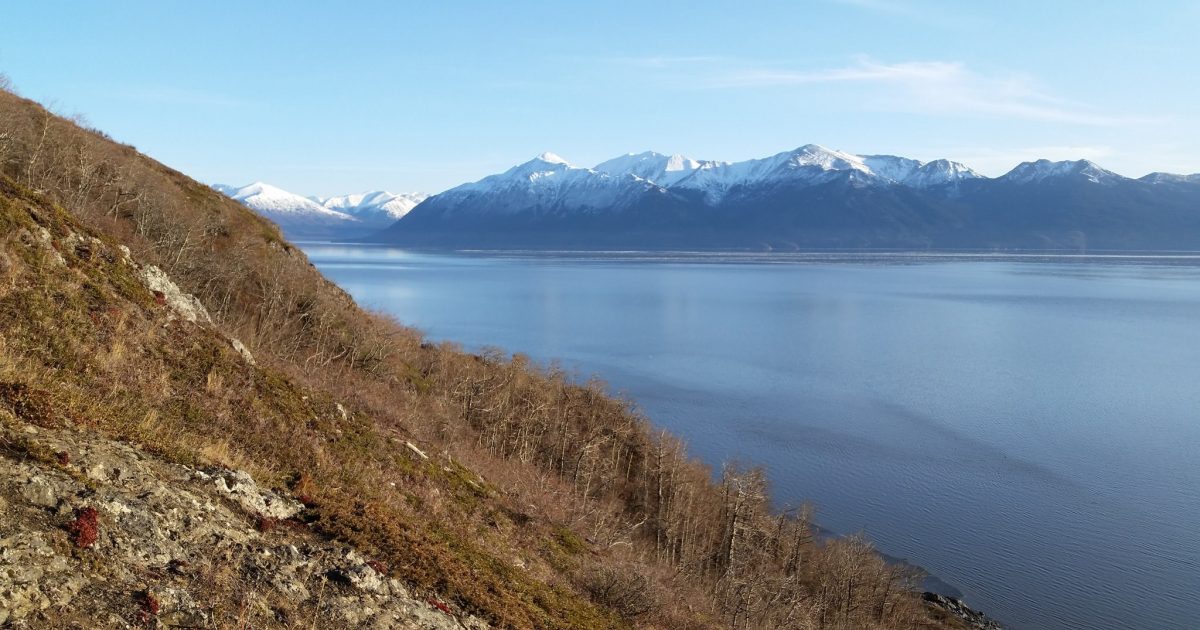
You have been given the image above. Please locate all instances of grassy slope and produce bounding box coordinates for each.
[0,177,625,628]
[0,87,965,629]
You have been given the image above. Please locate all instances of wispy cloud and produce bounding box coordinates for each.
[677,57,1158,127]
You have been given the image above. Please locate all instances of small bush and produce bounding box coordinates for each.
[582,567,655,620]
[554,526,587,555]
[66,506,100,549]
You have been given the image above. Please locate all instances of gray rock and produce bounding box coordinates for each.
[923,592,1004,629]
[138,264,212,324]
[212,468,302,520]
[230,337,255,365]
[338,549,388,594]
[0,418,486,630]
[26,226,66,267]
[19,476,58,508]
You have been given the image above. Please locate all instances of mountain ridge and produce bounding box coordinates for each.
[371,145,1200,251]
[215,146,1200,248]
[213,182,428,239]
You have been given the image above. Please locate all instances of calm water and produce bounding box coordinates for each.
[306,245,1200,630]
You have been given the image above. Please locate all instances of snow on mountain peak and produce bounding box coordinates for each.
[1003,159,1120,185]
[315,191,430,220]
[430,151,668,216]
[1140,172,1200,185]
[901,159,983,188]
[862,155,922,182]
[590,144,986,203]
[235,181,289,199]
[664,153,701,172]
[787,144,867,171]
[218,182,353,219]
[594,151,723,187]
[536,152,570,165]
[665,145,875,201]
[212,181,439,238]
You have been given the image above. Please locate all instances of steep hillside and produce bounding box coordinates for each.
[0,177,536,627]
[0,86,981,629]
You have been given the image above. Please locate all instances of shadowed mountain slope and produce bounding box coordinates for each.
[378,149,1200,251]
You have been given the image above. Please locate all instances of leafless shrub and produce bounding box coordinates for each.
[582,566,655,619]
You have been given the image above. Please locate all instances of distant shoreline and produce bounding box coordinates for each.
[298,240,1200,262]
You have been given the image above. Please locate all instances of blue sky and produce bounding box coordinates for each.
[2,1,1197,196]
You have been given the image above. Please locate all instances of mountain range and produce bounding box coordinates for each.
[375,145,1200,251]
[212,182,427,239]
[219,145,1200,251]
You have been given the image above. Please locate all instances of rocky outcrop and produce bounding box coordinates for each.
[923,592,1004,630]
[229,338,255,365]
[0,414,488,629]
[208,468,301,521]
[137,264,212,324]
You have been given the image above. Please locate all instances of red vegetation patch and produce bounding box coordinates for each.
[135,590,160,624]
[427,598,452,615]
[0,381,56,426]
[66,506,100,549]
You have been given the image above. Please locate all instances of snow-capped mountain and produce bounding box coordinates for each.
[213,182,427,239]
[426,152,668,217]
[593,145,982,203]
[313,191,429,222]
[898,159,984,189]
[375,145,1200,251]
[594,151,726,188]
[1000,159,1124,185]
[1140,172,1200,185]
[216,182,349,218]
[402,144,983,216]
